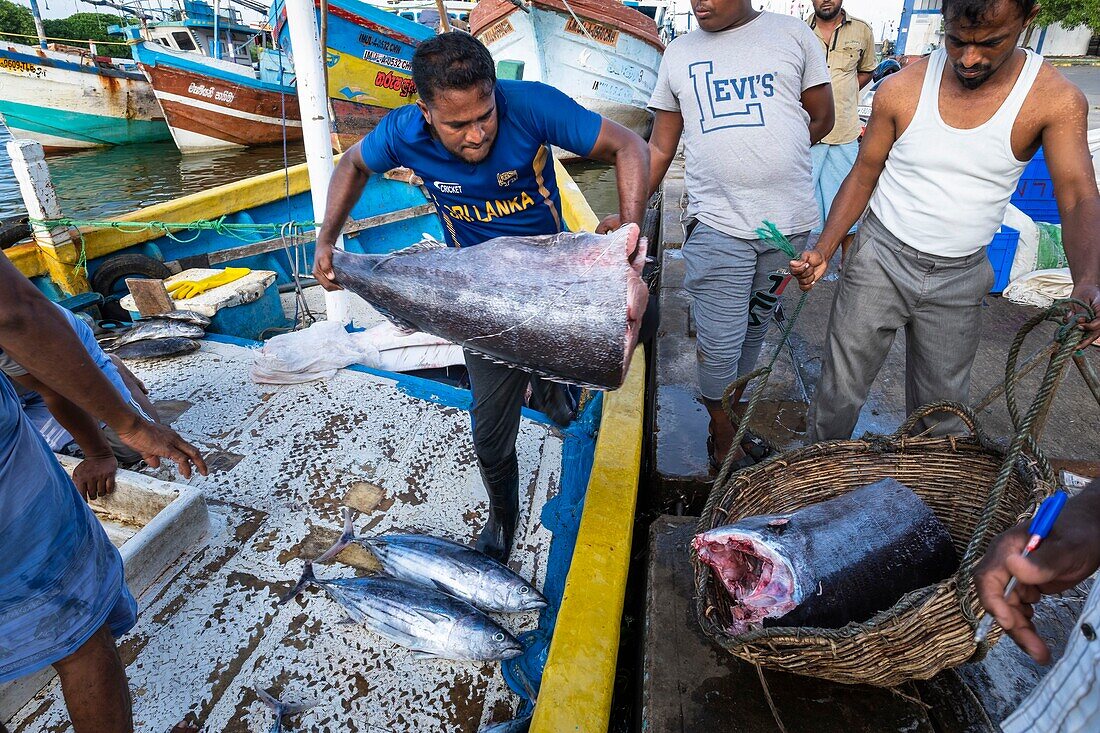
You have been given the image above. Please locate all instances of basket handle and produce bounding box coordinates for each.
[889,401,988,442]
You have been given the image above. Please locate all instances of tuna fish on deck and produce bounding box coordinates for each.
[284,562,524,662]
[331,224,648,389]
[316,508,548,613]
[694,479,959,635]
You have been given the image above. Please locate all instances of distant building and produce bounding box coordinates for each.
[895,0,1096,57]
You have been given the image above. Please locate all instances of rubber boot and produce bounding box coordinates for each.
[475,453,520,561]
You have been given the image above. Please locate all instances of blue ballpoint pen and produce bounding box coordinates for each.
[974,491,1069,643]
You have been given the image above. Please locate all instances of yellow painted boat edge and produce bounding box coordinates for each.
[77,162,317,258]
[531,349,646,733]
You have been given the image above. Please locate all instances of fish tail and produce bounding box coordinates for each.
[280,561,317,604]
[314,507,358,564]
[256,686,285,715]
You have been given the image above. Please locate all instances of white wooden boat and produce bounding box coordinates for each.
[470,0,664,156]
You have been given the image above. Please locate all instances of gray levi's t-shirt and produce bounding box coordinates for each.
[649,12,830,239]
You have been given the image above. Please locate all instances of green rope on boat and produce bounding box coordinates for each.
[27,217,320,245]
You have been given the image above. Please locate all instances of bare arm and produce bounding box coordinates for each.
[0,256,206,477]
[586,118,651,231]
[15,372,118,500]
[858,70,873,89]
[596,109,683,234]
[790,76,899,289]
[313,143,375,291]
[646,109,684,199]
[801,83,835,145]
[1041,84,1100,342]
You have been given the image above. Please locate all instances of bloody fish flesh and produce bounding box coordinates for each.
[331,224,648,390]
[694,478,958,635]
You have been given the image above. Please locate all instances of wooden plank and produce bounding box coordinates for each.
[206,204,437,265]
[640,515,935,733]
[125,278,174,316]
[531,350,646,733]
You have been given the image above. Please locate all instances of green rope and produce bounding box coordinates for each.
[754,220,799,259]
[28,217,319,246]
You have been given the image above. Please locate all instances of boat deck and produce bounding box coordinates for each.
[8,338,567,732]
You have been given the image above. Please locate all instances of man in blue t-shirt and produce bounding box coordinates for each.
[313,32,648,560]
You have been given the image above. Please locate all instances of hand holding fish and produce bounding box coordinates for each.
[789,247,830,292]
[72,453,118,501]
[313,239,342,292]
[596,214,621,235]
[975,479,1100,664]
[113,419,209,479]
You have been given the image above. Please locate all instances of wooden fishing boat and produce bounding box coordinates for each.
[272,0,436,151]
[470,0,664,151]
[130,39,304,153]
[2,155,643,732]
[0,40,170,152]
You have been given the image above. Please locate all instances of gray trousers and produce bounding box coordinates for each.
[683,222,805,401]
[807,211,995,442]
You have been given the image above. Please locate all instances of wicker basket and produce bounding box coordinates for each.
[693,402,1054,687]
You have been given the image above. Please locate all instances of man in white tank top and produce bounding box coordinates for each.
[789,0,1100,446]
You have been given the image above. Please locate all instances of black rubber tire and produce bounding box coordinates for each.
[90,253,173,321]
[0,215,30,249]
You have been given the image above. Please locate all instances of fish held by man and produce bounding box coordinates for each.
[331,224,648,390]
[316,507,547,613]
[694,478,958,635]
[284,561,524,662]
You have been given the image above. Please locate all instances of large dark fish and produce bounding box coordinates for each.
[256,687,311,733]
[285,562,524,662]
[113,337,201,360]
[316,508,547,613]
[331,224,648,390]
[694,479,958,635]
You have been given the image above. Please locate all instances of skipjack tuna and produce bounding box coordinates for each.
[284,561,524,662]
[315,507,547,613]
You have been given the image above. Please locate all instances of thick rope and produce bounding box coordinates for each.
[960,299,1095,633]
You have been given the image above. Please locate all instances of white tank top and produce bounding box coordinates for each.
[870,48,1043,258]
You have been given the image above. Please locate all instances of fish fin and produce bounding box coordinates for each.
[255,686,283,713]
[314,508,359,564]
[389,237,448,257]
[279,561,316,604]
[462,346,608,391]
[410,650,442,661]
[336,616,357,626]
[414,608,454,625]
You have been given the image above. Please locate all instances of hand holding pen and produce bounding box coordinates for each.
[974,481,1100,664]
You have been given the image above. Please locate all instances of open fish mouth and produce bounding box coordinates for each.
[332,224,648,390]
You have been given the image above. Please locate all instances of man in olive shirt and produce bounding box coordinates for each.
[808,0,876,256]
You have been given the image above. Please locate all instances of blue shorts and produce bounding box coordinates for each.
[811,141,860,235]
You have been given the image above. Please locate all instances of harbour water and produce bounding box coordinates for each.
[0,125,618,224]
